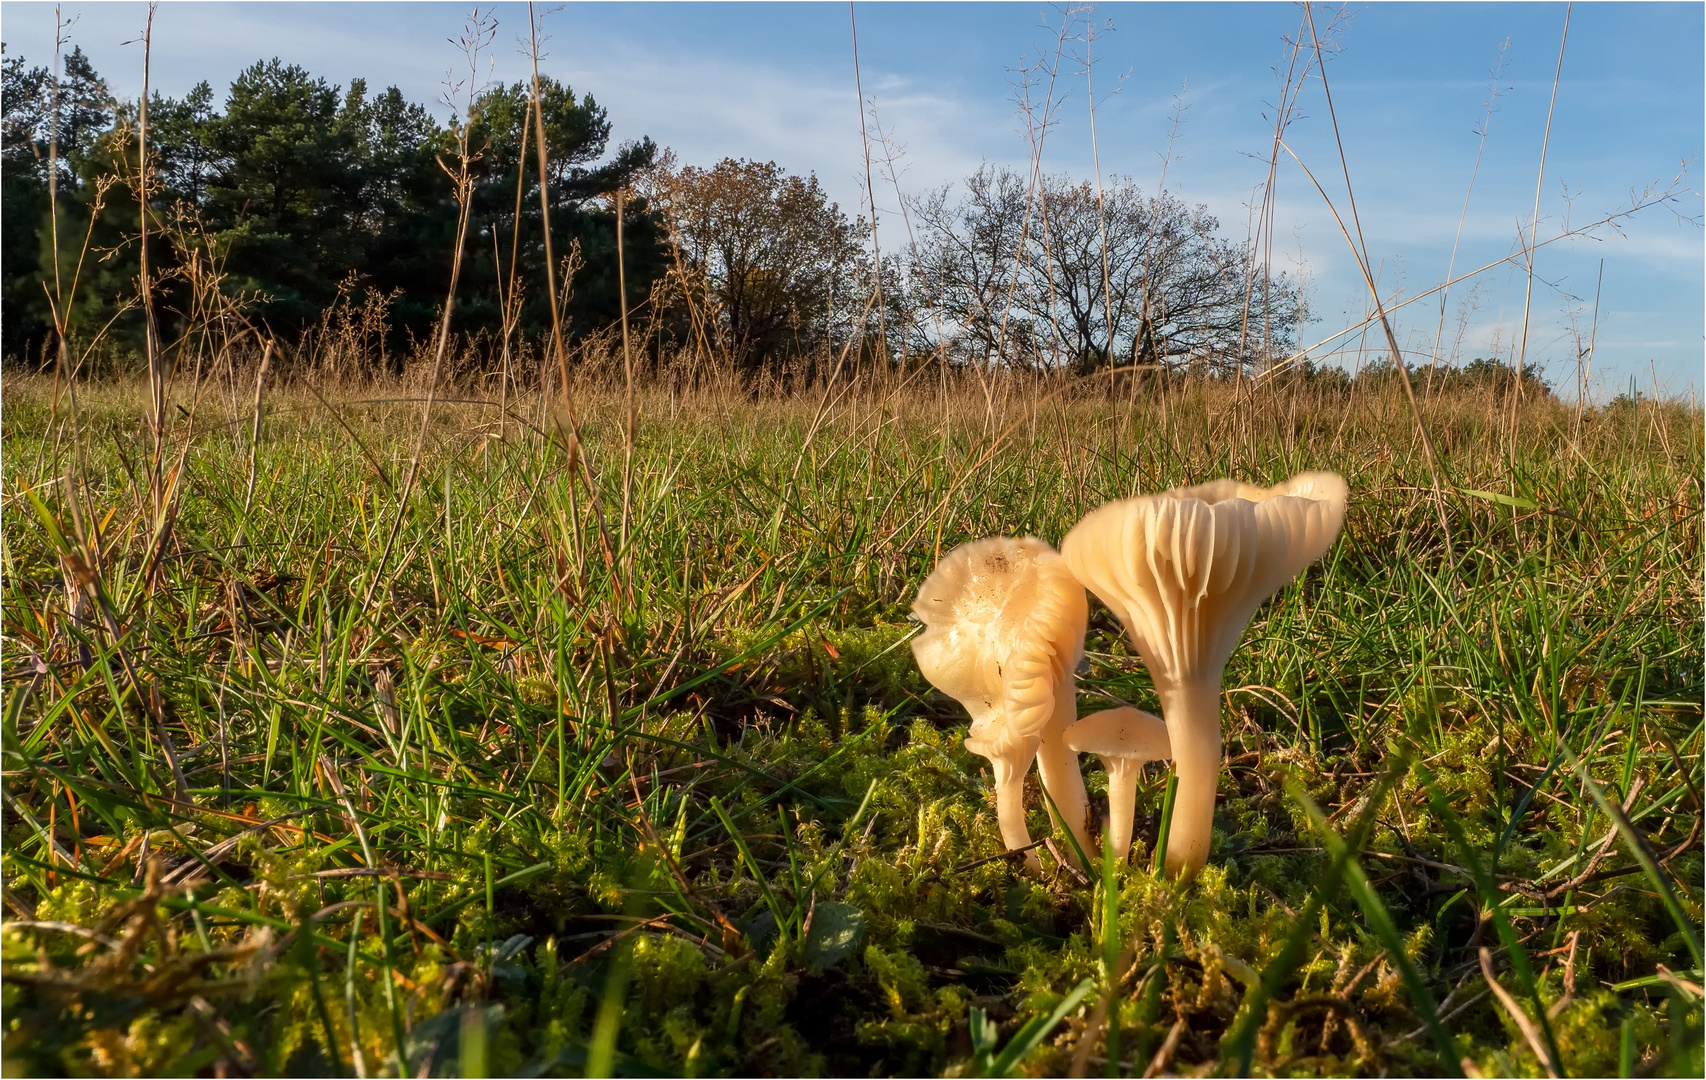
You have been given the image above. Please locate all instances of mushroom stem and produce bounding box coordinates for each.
[1157,678,1225,877]
[1035,729,1094,862]
[982,739,1042,871]
[1103,757,1144,861]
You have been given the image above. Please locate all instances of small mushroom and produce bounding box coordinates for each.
[911,536,1093,868]
[1060,471,1348,877]
[1063,707,1171,862]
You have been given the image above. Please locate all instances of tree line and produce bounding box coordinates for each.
[2,44,1302,379]
[2,45,664,367]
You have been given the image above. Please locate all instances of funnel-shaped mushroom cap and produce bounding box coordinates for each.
[912,536,1088,756]
[1059,472,1347,684]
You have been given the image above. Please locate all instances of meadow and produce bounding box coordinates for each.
[1,362,1700,1077]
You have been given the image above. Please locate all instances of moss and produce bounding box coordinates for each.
[855,944,966,1075]
[631,933,711,1016]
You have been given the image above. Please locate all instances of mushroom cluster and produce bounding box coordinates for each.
[911,471,1348,879]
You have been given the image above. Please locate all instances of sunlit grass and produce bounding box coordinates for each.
[2,370,1700,1077]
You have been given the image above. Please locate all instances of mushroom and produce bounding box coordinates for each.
[1063,706,1172,863]
[911,536,1094,868]
[1060,472,1348,877]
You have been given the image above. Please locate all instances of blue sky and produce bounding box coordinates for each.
[4,1,1701,399]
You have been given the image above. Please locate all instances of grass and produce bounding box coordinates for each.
[1,367,1701,1077]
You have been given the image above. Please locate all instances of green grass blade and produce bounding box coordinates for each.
[988,978,1095,1077]
[1419,767,1564,1074]
[1219,758,1444,1075]
[1564,751,1704,971]
[1152,771,1177,874]
[1296,790,1458,1068]
[710,795,787,950]
[1101,834,1122,1078]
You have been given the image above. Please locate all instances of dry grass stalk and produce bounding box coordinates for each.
[1298,2,1453,560]
[1510,3,1572,462]
[137,3,164,510]
[361,7,492,614]
[848,1,889,398]
[1079,11,1122,398]
[618,188,637,568]
[495,79,534,443]
[235,340,273,549]
[1239,8,1310,381]
[1014,9,1077,387]
[1574,258,1602,441]
[528,1,622,607]
[1428,38,1510,398]
[868,101,954,439]
[1478,947,1561,1077]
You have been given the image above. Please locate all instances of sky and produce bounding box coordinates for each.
[4,1,1701,400]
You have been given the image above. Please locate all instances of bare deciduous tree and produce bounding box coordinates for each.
[908,164,1035,368]
[908,165,1305,377]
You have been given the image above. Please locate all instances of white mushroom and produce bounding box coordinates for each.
[1063,707,1172,863]
[911,536,1093,868]
[1060,472,1348,877]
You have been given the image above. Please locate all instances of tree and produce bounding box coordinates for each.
[908,166,1303,376]
[199,60,371,326]
[340,82,451,339]
[55,47,111,170]
[149,81,219,205]
[660,158,867,371]
[2,47,50,172]
[1116,189,1303,376]
[3,45,115,361]
[0,49,669,367]
[467,76,652,198]
[461,76,663,340]
[1024,174,1145,371]
[2,47,52,359]
[908,164,1035,368]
